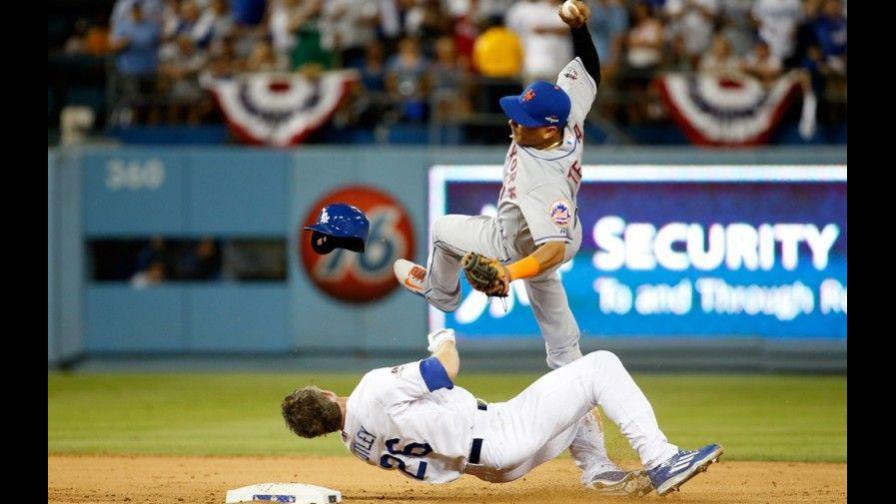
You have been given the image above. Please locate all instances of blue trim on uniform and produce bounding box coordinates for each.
[534,234,573,245]
[520,132,579,161]
[419,357,454,392]
[568,57,597,93]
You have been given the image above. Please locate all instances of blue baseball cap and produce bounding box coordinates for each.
[499,81,571,128]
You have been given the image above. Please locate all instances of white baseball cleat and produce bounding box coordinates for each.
[584,469,653,497]
[394,259,427,297]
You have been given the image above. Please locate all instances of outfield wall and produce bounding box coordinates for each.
[48,146,847,372]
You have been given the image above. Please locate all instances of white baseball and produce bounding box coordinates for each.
[561,1,581,19]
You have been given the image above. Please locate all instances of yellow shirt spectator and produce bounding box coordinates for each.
[473,27,524,78]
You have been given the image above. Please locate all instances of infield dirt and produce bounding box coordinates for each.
[48,455,845,504]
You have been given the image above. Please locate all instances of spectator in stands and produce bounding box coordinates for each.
[193,0,235,48]
[376,0,403,52]
[664,33,695,72]
[622,1,664,123]
[176,1,206,45]
[131,260,167,288]
[109,1,163,123]
[472,15,523,78]
[404,0,452,49]
[179,237,223,280]
[719,0,756,56]
[506,0,572,83]
[159,34,210,123]
[110,2,162,75]
[476,0,517,22]
[624,2,664,74]
[135,236,170,274]
[698,33,741,77]
[588,0,629,77]
[471,15,522,115]
[786,0,821,69]
[386,37,431,123]
[429,36,472,122]
[449,0,479,71]
[752,0,802,62]
[740,39,782,86]
[351,40,390,128]
[664,0,720,69]
[64,19,91,55]
[320,0,380,69]
[270,0,334,70]
[245,38,285,71]
[200,35,244,85]
[65,19,111,56]
[814,0,846,75]
[361,40,388,93]
[232,0,268,26]
[161,0,182,41]
[796,0,845,129]
[231,0,270,59]
[111,0,165,29]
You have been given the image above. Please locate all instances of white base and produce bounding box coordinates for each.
[225,483,342,504]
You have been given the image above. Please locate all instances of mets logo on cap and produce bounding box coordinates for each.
[301,186,416,302]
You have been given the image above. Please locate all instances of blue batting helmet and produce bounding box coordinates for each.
[303,203,370,254]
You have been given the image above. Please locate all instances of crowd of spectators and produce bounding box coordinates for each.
[60,0,846,131]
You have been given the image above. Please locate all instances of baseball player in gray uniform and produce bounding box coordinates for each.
[391,1,634,494]
[281,328,723,495]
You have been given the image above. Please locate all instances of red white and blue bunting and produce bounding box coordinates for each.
[656,72,801,146]
[206,70,358,147]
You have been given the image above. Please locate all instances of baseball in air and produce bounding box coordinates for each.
[560,1,581,19]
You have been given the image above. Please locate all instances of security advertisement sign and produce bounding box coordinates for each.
[429,165,846,340]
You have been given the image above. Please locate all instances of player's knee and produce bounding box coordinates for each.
[432,295,461,312]
[546,344,584,369]
[589,350,622,370]
[432,215,453,241]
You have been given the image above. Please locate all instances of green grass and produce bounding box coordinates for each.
[48,373,846,462]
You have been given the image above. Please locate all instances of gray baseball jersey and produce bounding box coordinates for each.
[498,56,596,262]
[418,56,608,482]
[425,57,597,367]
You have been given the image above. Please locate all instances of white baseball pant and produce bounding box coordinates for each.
[464,350,679,482]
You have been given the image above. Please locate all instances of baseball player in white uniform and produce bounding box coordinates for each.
[391,1,632,494]
[281,328,723,495]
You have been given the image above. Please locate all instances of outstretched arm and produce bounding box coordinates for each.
[432,339,459,381]
[560,1,602,88]
[427,329,459,380]
[506,240,566,282]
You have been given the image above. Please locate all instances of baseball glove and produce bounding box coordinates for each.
[462,252,510,297]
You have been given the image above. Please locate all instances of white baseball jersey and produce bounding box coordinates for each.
[340,352,680,484]
[497,57,596,263]
[341,358,478,483]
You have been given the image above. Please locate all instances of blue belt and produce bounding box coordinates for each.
[469,401,487,464]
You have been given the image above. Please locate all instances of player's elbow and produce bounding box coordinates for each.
[539,241,567,269]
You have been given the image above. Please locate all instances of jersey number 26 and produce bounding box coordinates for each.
[379,438,432,480]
